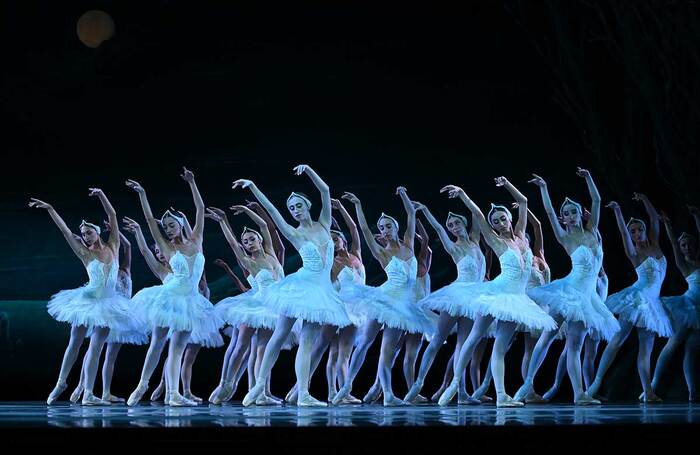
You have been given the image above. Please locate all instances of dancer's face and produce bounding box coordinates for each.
[331,232,346,252]
[377,217,398,241]
[560,203,582,228]
[241,232,262,253]
[162,216,183,239]
[80,226,99,246]
[628,222,647,243]
[489,210,512,235]
[287,196,310,222]
[680,236,697,258]
[152,244,167,263]
[446,216,468,238]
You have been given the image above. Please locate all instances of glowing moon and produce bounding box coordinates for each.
[76,10,115,48]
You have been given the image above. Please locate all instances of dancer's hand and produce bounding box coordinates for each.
[494,177,509,187]
[213,259,230,269]
[205,207,226,222]
[576,167,591,179]
[511,202,520,210]
[122,217,141,233]
[88,187,104,197]
[440,185,465,199]
[605,201,620,210]
[180,167,195,182]
[527,174,547,188]
[232,179,254,190]
[342,192,361,205]
[125,179,145,194]
[659,211,671,224]
[330,198,343,210]
[293,164,310,176]
[632,192,647,203]
[103,220,112,232]
[412,201,426,211]
[245,200,261,210]
[28,198,52,209]
[230,205,251,216]
[395,186,408,196]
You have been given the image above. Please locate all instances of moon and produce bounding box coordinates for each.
[76,10,115,48]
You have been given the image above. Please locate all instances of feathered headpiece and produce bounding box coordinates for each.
[487,204,512,228]
[79,220,101,235]
[286,192,312,208]
[377,212,399,230]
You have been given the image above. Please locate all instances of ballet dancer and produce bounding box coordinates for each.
[31,189,132,405]
[587,194,671,402]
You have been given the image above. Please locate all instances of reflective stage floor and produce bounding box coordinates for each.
[2,402,698,452]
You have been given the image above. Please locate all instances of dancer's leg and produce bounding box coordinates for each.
[82,326,110,405]
[470,338,488,393]
[48,324,89,404]
[182,343,202,402]
[587,320,633,396]
[326,337,339,399]
[286,324,336,403]
[651,328,687,392]
[637,328,661,401]
[331,320,381,404]
[128,326,169,405]
[490,321,520,407]
[296,322,326,406]
[209,332,237,402]
[513,320,561,401]
[403,333,423,389]
[101,342,124,402]
[582,336,600,389]
[522,333,537,381]
[565,321,598,404]
[542,345,567,401]
[378,327,405,405]
[684,330,700,401]
[211,326,254,404]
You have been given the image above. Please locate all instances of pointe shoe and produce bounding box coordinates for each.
[542,387,559,402]
[242,383,265,407]
[183,391,203,403]
[363,385,382,404]
[458,395,481,405]
[331,384,352,406]
[266,393,284,405]
[383,394,406,407]
[102,393,126,404]
[639,391,663,403]
[525,392,547,404]
[297,392,327,407]
[70,385,84,403]
[404,380,424,403]
[438,381,459,406]
[513,382,533,402]
[82,393,112,406]
[340,395,362,405]
[285,387,298,403]
[210,382,233,405]
[496,393,524,408]
[575,392,601,406]
[127,381,149,407]
[479,395,494,403]
[150,383,165,402]
[47,382,68,405]
[167,392,198,407]
[208,383,223,403]
[431,385,447,403]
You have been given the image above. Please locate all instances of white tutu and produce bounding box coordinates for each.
[263,240,351,327]
[335,265,371,327]
[662,269,700,330]
[132,251,224,338]
[528,245,619,341]
[103,273,149,345]
[47,259,132,332]
[215,268,283,331]
[517,261,550,336]
[606,256,672,337]
[352,257,434,335]
[419,254,486,319]
[461,249,557,332]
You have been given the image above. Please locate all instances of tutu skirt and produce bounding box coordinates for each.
[662,291,700,331]
[606,286,672,337]
[47,286,132,331]
[215,293,279,331]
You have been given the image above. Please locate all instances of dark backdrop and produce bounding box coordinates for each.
[0,1,694,401]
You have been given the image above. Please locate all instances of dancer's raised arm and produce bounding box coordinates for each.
[213,259,250,293]
[606,201,636,261]
[528,174,567,244]
[513,202,545,261]
[332,198,361,259]
[397,186,416,251]
[440,185,504,254]
[416,218,432,271]
[28,198,90,262]
[577,168,601,231]
[633,193,660,246]
[89,188,119,251]
[413,202,456,255]
[495,176,527,236]
[294,164,331,229]
[660,212,688,274]
[232,179,298,244]
[122,217,169,280]
[342,192,385,262]
[230,205,276,258]
[247,200,285,264]
[125,179,171,255]
[105,220,131,273]
[181,167,205,244]
[205,207,251,270]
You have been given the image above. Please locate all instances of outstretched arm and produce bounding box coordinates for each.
[397,187,416,251]
[332,198,362,259]
[294,164,332,229]
[232,179,298,244]
[513,202,545,260]
[248,201,285,264]
[495,177,528,236]
[414,202,456,255]
[125,179,171,255]
[28,198,90,262]
[230,205,276,259]
[181,168,205,243]
[213,259,250,293]
[205,207,251,270]
[577,168,601,231]
[116,228,132,272]
[342,192,386,262]
[89,188,120,251]
[528,174,567,244]
[633,193,660,246]
[440,185,501,251]
[122,217,168,280]
[416,218,432,271]
[607,201,636,262]
[660,212,687,274]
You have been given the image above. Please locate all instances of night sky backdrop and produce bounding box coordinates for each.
[1,1,697,400]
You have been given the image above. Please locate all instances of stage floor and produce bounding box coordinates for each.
[2,401,699,428]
